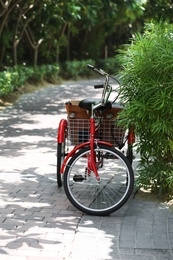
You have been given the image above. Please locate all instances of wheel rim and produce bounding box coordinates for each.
[64,146,133,214]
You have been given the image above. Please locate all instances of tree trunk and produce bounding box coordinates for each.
[67,24,70,61]
[0,0,22,36]
[25,26,43,66]
[56,45,59,63]
[13,41,18,65]
[0,43,5,68]
[34,47,38,67]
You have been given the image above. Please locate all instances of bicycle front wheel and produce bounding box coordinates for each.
[64,144,134,216]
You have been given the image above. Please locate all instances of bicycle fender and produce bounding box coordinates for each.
[60,140,113,174]
[97,140,113,147]
[57,119,68,143]
[60,141,90,173]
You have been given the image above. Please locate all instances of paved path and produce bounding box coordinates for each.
[0,79,173,259]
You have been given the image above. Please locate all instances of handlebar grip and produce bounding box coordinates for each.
[94,84,104,89]
[87,64,94,70]
[87,64,108,77]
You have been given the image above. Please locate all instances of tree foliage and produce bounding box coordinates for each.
[117,21,173,197]
[143,0,173,22]
[0,0,173,68]
[0,0,146,68]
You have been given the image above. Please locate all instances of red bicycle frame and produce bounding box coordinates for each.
[58,117,112,179]
[57,64,136,181]
[58,117,135,180]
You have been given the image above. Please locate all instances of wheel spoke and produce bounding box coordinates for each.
[64,145,134,215]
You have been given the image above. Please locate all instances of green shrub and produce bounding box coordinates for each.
[27,65,46,83]
[117,21,173,197]
[42,64,60,83]
[8,66,30,89]
[62,58,119,78]
[62,59,95,78]
[97,57,120,74]
[29,64,60,83]
[0,71,14,96]
[0,59,118,98]
[0,64,60,97]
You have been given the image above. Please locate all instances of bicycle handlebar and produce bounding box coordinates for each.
[87,64,94,70]
[87,64,109,77]
[87,64,121,108]
[94,84,104,89]
[87,64,120,84]
[87,64,111,107]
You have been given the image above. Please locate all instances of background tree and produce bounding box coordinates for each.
[143,0,173,23]
[1,0,173,68]
[0,0,146,67]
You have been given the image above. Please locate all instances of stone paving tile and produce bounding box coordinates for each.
[1,79,173,259]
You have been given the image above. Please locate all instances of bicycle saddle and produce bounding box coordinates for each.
[79,98,112,111]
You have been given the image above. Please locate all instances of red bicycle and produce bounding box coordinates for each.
[57,64,135,216]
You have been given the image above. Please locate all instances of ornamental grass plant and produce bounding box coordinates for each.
[117,21,173,198]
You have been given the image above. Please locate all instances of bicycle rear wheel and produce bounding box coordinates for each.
[64,144,134,215]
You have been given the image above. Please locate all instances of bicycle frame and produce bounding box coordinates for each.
[58,116,113,179]
[58,118,135,178]
[57,64,135,181]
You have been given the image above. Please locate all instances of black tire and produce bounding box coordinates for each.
[64,144,134,216]
[57,142,65,187]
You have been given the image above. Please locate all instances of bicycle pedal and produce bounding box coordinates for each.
[73,174,85,182]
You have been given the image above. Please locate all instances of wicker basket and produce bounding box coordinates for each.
[65,100,125,147]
